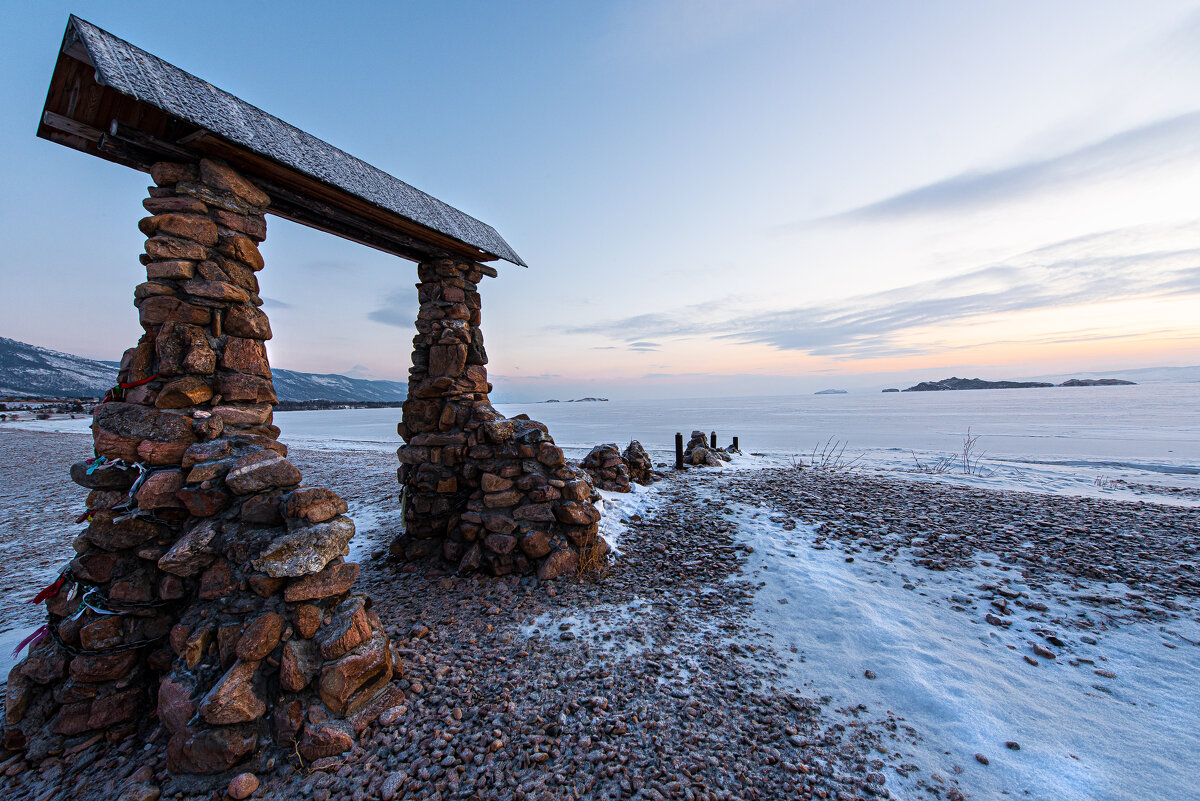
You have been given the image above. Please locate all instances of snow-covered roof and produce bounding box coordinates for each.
[37,15,526,268]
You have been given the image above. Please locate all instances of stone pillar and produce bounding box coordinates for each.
[5,159,399,781]
[394,258,607,579]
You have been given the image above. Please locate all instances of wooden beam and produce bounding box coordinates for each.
[108,120,195,161]
[42,110,103,142]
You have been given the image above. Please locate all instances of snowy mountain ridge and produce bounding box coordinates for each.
[0,337,407,403]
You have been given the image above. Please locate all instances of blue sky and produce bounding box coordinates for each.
[2,1,1198,400]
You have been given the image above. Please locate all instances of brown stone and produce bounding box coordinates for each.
[84,510,163,550]
[182,439,231,469]
[146,259,196,280]
[213,208,267,241]
[146,213,219,246]
[428,344,467,377]
[139,296,212,328]
[562,480,592,502]
[20,645,68,684]
[298,719,354,761]
[5,672,30,724]
[69,651,139,683]
[480,473,513,492]
[135,470,186,509]
[318,632,392,715]
[279,639,318,692]
[221,337,271,377]
[157,674,197,734]
[200,159,271,208]
[537,548,579,581]
[211,404,272,426]
[553,501,601,526]
[482,514,517,534]
[145,235,208,262]
[199,660,264,725]
[236,612,285,661]
[225,450,301,495]
[177,486,230,517]
[71,551,117,583]
[223,304,272,339]
[217,234,266,271]
[155,376,213,409]
[183,278,250,303]
[144,195,207,215]
[88,688,141,728]
[199,560,236,600]
[483,533,516,555]
[228,773,260,800]
[537,441,566,468]
[284,487,348,524]
[316,602,373,660]
[518,531,552,558]
[93,404,199,445]
[166,724,257,775]
[283,562,359,602]
[53,700,94,735]
[294,604,321,638]
[513,503,555,522]
[79,617,123,651]
[484,489,522,508]
[240,492,284,525]
[151,162,198,186]
[158,519,218,576]
[136,438,193,464]
[92,429,142,461]
[215,372,277,404]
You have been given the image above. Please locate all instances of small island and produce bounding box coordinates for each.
[814,389,848,395]
[542,397,609,403]
[902,376,1136,392]
[882,388,900,393]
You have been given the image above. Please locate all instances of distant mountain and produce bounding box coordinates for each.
[814,389,848,395]
[0,337,119,398]
[1059,378,1135,387]
[0,337,406,403]
[270,369,406,403]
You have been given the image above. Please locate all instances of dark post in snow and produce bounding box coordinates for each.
[732,436,739,452]
[675,432,684,469]
[709,431,717,449]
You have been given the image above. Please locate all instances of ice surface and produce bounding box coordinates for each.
[725,501,1200,801]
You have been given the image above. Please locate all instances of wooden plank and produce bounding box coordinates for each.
[42,110,103,142]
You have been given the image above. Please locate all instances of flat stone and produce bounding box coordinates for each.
[236,612,285,661]
[200,159,271,208]
[70,460,136,491]
[198,659,264,725]
[221,337,271,377]
[145,235,207,262]
[158,520,219,575]
[282,561,360,601]
[183,278,250,303]
[135,470,185,509]
[297,719,354,762]
[155,376,213,409]
[554,501,601,526]
[146,213,219,246]
[136,438,193,465]
[225,450,301,495]
[69,651,139,683]
[483,533,516,555]
[211,404,272,426]
[214,372,277,404]
[252,517,355,578]
[513,503,555,522]
[166,723,257,775]
[318,632,392,716]
[284,487,347,524]
[177,486,230,517]
[94,402,197,443]
[146,259,196,280]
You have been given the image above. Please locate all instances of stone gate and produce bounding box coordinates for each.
[6,16,602,783]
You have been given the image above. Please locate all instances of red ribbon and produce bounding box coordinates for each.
[30,574,68,605]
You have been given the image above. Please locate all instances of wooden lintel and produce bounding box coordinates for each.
[108,121,196,162]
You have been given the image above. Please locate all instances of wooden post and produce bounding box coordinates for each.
[709,431,717,449]
[732,436,739,451]
[675,432,684,469]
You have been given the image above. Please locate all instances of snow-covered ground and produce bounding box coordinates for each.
[725,499,1200,801]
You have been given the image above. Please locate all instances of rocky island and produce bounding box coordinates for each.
[903,376,1136,392]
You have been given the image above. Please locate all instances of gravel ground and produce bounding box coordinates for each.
[2,432,1197,801]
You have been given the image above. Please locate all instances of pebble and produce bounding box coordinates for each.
[1005,741,1021,750]
[975,753,990,765]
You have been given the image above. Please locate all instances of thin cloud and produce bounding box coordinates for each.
[793,111,1200,226]
[568,224,1200,361]
[260,296,292,309]
[367,289,416,328]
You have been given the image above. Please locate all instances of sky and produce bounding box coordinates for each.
[1,1,1198,401]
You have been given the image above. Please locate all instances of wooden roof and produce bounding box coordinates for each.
[37,15,526,268]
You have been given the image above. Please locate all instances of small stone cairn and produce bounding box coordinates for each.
[4,159,398,782]
[683,430,732,467]
[580,441,658,492]
[395,259,607,580]
[580,444,633,492]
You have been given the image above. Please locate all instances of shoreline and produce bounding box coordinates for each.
[0,429,1196,800]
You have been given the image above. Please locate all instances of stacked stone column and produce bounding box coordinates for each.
[4,159,398,780]
[394,259,607,578]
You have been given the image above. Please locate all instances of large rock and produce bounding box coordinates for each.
[225,451,301,495]
[623,440,655,485]
[250,516,355,578]
[198,660,264,725]
[283,562,360,602]
[157,519,218,576]
[318,632,392,715]
[166,724,257,775]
